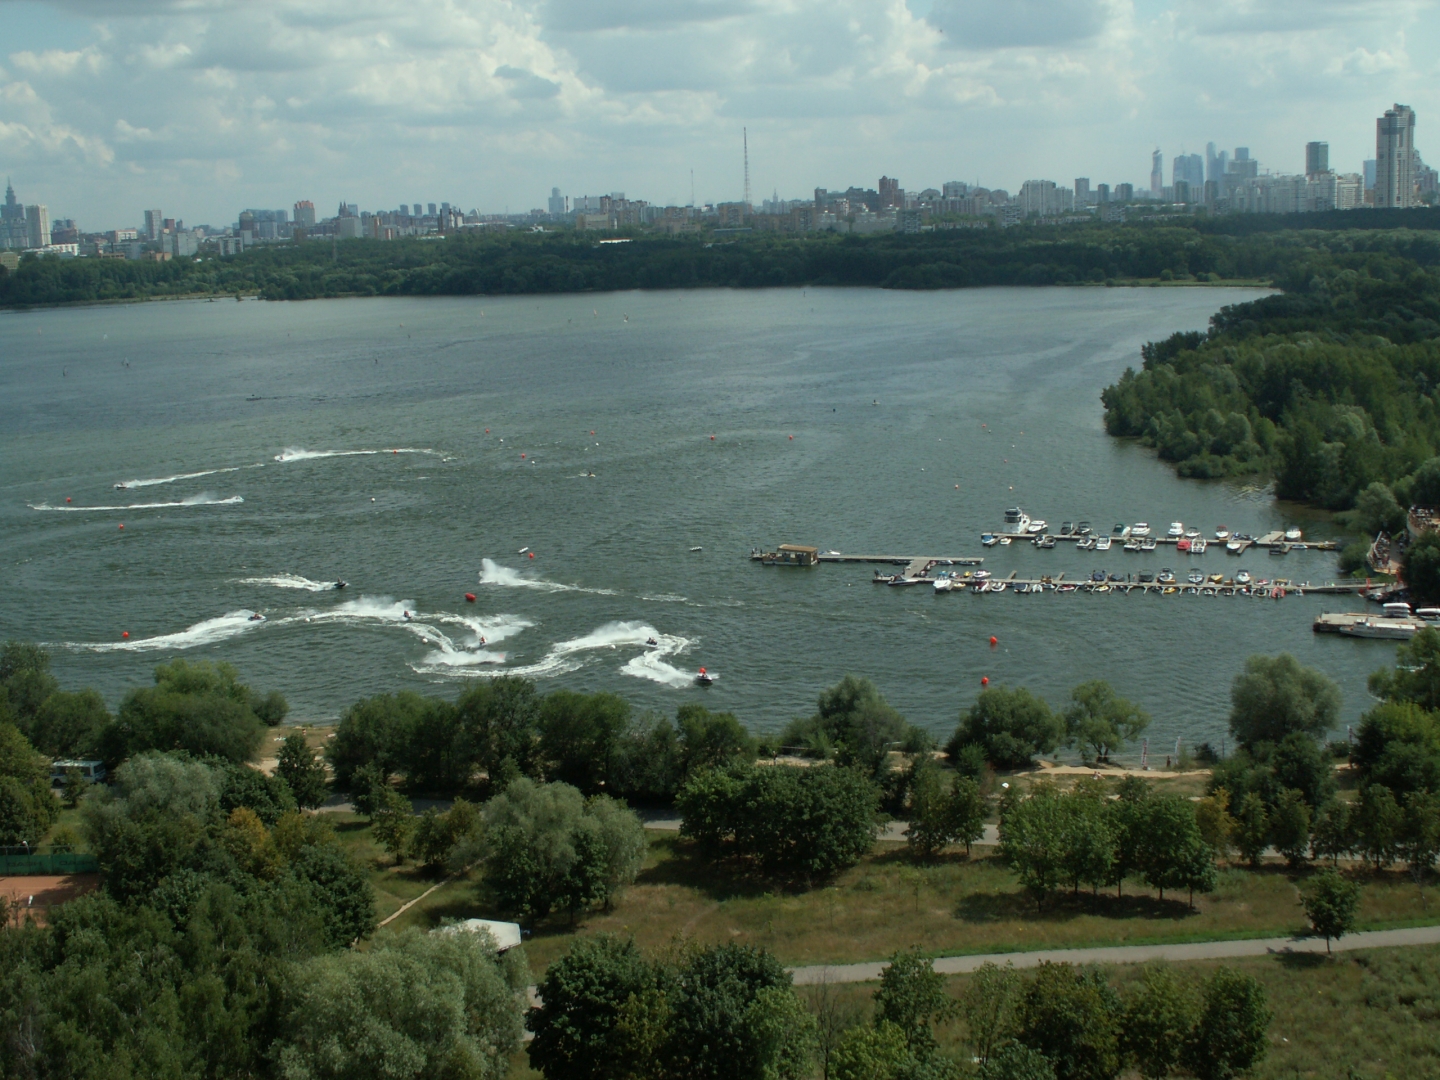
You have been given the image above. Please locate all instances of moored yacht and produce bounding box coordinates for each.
[1004,507,1031,532]
[1285,527,1303,541]
[1131,522,1151,537]
[1215,526,1231,540]
[1192,538,1207,554]
[1095,536,1112,551]
[1167,522,1185,537]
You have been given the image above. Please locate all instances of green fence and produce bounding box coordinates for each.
[0,853,99,875]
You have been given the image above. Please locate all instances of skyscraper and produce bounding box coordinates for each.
[878,176,900,209]
[1,179,21,222]
[1375,104,1416,209]
[547,187,565,215]
[1172,154,1204,192]
[1074,178,1090,206]
[1305,141,1329,177]
[144,208,163,241]
[293,201,317,228]
[26,204,49,249]
[1150,149,1163,196]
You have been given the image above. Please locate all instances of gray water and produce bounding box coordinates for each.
[0,287,1387,757]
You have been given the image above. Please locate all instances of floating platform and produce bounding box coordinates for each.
[991,531,1337,552]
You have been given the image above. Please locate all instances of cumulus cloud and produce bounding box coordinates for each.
[0,0,1433,228]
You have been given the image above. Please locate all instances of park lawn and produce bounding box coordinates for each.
[325,811,449,924]
[368,829,1440,975]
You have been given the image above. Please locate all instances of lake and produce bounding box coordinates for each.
[0,286,1387,757]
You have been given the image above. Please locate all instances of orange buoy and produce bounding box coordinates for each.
[122,631,129,639]
[393,449,398,454]
[788,435,793,440]
[485,428,490,434]
[65,496,72,503]
[990,636,997,646]
[118,523,124,530]
[590,430,595,435]
[464,593,476,602]
[528,551,535,559]
[709,435,715,441]
[520,453,526,459]
[981,676,989,686]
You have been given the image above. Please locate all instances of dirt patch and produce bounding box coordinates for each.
[1,873,100,925]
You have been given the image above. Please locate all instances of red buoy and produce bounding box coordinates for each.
[990,636,997,646]
[65,496,72,503]
[118,523,124,530]
[528,551,535,559]
[122,631,129,639]
[981,676,989,686]
[485,428,490,434]
[521,453,526,459]
[393,449,398,454]
[590,430,595,435]
[788,435,793,440]
[464,593,476,603]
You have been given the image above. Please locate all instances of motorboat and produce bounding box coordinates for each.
[1076,521,1093,536]
[1417,608,1440,622]
[1141,537,1157,552]
[1091,569,1108,582]
[1176,538,1191,553]
[1215,527,1231,540]
[1188,568,1205,584]
[982,533,998,547]
[1077,537,1096,550]
[1269,545,1287,557]
[1384,602,1413,618]
[1157,568,1177,584]
[1208,573,1224,584]
[1167,522,1185,538]
[1057,583,1078,593]
[1095,536,1112,551]
[1004,507,1031,532]
[1285,527,1303,541]
[1192,538,1207,554]
[1112,523,1131,538]
[1226,540,1242,554]
[933,577,953,593]
[1060,522,1074,534]
[1094,584,1111,593]
[1185,527,1201,538]
[696,668,718,686]
[1037,535,1056,549]
[973,570,991,580]
[114,482,128,490]
[991,581,1008,593]
[1163,586,1178,595]
[1131,522,1151,537]
[1138,570,1156,583]
[248,612,266,622]
[999,537,1012,546]
[1123,539,1141,552]
[1338,618,1421,640]
[1027,520,1047,534]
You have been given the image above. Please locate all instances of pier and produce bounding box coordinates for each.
[986,529,1337,553]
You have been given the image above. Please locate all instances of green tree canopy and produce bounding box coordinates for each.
[1181,968,1271,1080]
[1228,653,1340,749]
[1405,531,1440,606]
[278,731,331,809]
[948,686,1063,771]
[539,690,632,793]
[1302,869,1362,952]
[100,659,270,767]
[1121,964,1199,1080]
[1016,962,1122,1080]
[1064,681,1151,762]
[1369,626,1440,712]
[28,688,109,759]
[781,676,912,775]
[456,675,542,781]
[527,934,655,1080]
[0,640,59,724]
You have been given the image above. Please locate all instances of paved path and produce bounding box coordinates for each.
[638,813,1000,846]
[787,924,1440,984]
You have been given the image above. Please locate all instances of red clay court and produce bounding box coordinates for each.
[1,874,100,925]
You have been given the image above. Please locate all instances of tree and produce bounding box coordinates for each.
[1403,530,1440,606]
[677,704,756,774]
[1000,784,1066,911]
[1367,627,1440,712]
[275,927,525,1080]
[0,640,58,725]
[1311,799,1352,866]
[101,659,269,767]
[1195,788,1236,861]
[960,962,1022,1068]
[781,676,911,775]
[584,794,647,909]
[1269,788,1312,868]
[948,686,1063,771]
[1399,791,1440,902]
[978,1042,1056,1080]
[1354,480,1406,535]
[219,760,297,826]
[1121,964,1199,1080]
[1137,794,1206,902]
[1064,681,1150,763]
[1354,783,1402,871]
[1302,869,1362,952]
[291,842,377,948]
[527,934,656,1080]
[328,691,426,791]
[1227,653,1341,750]
[1234,792,1270,867]
[1181,968,1270,1080]
[399,696,467,792]
[0,721,57,846]
[539,690,632,793]
[874,948,956,1057]
[907,761,985,860]
[677,764,879,881]
[1350,700,1440,796]
[1107,779,1151,897]
[278,731,330,809]
[457,675,542,784]
[1015,962,1122,1080]
[28,688,108,758]
[610,713,685,804]
[1057,781,1116,896]
[1270,731,1338,809]
[371,784,416,864]
[829,1022,913,1080]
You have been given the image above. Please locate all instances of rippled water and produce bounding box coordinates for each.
[0,287,1389,756]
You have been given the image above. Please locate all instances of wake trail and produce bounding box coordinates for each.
[115,466,245,488]
[478,558,619,596]
[30,494,244,512]
[274,447,445,463]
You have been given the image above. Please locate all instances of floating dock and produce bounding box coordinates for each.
[988,529,1337,553]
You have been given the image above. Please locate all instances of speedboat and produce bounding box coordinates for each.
[999,536,1012,546]
[1168,522,1185,538]
[1060,522,1074,534]
[1417,608,1440,622]
[1235,570,1250,585]
[1123,539,1141,552]
[973,570,991,580]
[248,612,265,622]
[696,668,718,686]
[1208,573,1224,584]
[991,581,1008,593]
[1157,568,1177,584]
[1091,569,1108,582]
[933,577,953,593]
[1141,537,1157,552]
[1138,570,1156,583]
[1037,535,1056,549]
[1192,538,1207,554]
[1215,527,1230,540]
[1188,568,1205,584]
[1131,522,1151,537]
[1285,527,1303,541]
[1027,520,1047,534]
[1112,523,1131,539]
[1185,527,1200,538]
[981,533,998,547]
[1226,540,1242,554]
[1077,537,1096,550]
[1076,521,1093,536]
[114,482,128,490]
[1176,538,1191,553]
[1095,536,1112,551]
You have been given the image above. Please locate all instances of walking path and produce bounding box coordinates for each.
[787,924,1440,984]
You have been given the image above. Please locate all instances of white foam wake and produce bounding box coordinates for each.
[442,619,695,687]
[29,494,244,512]
[478,558,619,596]
[236,574,342,592]
[273,447,442,463]
[115,467,243,488]
[63,609,267,653]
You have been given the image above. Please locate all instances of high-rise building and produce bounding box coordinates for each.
[1305,141,1329,177]
[428,203,437,217]
[1115,183,1134,202]
[1376,103,1416,209]
[1096,183,1110,204]
[878,176,900,209]
[1150,149,1163,196]
[1172,154,1204,192]
[1,179,21,222]
[26,204,49,249]
[1074,178,1090,205]
[293,201,317,228]
[547,187,565,215]
[144,208,163,241]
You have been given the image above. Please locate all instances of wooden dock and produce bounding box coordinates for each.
[991,530,1337,552]
[810,553,986,569]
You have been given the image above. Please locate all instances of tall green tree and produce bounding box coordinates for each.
[1354,783,1402,871]
[457,675,542,782]
[278,731,330,809]
[1000,784,1066,911]
[1269,788,1313,868]
[949,686,1063,771]
[1302,870,1362,953]
[1181,968,1271,1080]
[539,690,632,793]
[1227,653,1341,750]
[100,659,271,767]
[1016,962,1122,1080]
[1121,965,1199,1080]
[1063,681,1150,763]
[27,688,108,758]
[1368,626,1440,712]
[527,934,656,1080]
[873,948,956,1058]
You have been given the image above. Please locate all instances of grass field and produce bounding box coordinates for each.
[354,823,1440,974]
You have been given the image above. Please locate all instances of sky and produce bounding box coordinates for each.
[0,0,1436,229]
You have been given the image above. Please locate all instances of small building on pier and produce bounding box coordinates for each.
[761,544,819,566]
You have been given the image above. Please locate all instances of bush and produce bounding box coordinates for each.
[948,686,1063,770]
[1181,968,1270,1080]
[676,763,879,881]
[1016,962,1122,1080]
[1228,653,1340,750]
[99,660,271,767]
[781,676,912,774]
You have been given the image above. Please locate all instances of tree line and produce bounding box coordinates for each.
[3,215,1438,308]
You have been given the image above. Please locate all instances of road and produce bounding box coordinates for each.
[786,924,1440,984]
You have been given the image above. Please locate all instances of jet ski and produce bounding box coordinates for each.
[248,612,265,622]
[333,580,347,590]
[645,637,659,646]
[114,483,128,490]
[695,667,717,686]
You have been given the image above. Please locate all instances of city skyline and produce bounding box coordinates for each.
[0,0,1434,226]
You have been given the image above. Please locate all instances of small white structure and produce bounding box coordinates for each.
[434,918,523,952]
[50,760,106,788]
